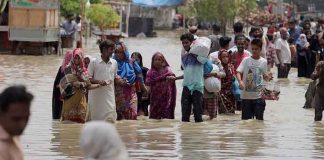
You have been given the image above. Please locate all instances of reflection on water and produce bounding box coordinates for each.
[0,31,323,159]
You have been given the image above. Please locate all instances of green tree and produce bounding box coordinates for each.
[86,4,120,39]
[60,0,103,17]
[178,0,258,34]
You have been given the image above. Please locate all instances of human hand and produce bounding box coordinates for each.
[98,80,107,86]
[166,76,176,82]
[239,80,245,90]
[73,82,81,88]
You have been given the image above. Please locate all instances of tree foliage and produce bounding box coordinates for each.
[86,4,120,31]
[60,0,103,17]
[178,0,258,28]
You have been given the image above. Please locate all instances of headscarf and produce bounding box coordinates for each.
[80,121,129,160]
[131,52,143,67]
[113,43,142,84]
[61,50,73,72]
[146,52,175,85]
[150,52,170,70]
[296,34,309,47]
[70,48,88,80]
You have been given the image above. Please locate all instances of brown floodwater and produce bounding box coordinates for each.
[0,31,323,160]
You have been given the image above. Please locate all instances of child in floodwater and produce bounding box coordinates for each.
[312,61,324,121]
[236,38,273,120]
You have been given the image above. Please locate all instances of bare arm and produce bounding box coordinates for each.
[276,49,282,65]
[175,75,184,80]
[236,72,244,90]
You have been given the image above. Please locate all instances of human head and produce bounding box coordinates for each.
[218,49,230,65]
[219,36,232,49]
[84,55,92,69]
[304,30,312,40]
[0,85,33,136]
[76,15,81,24]
[251,38,262,58]
[267,34,274,42]
[212,24,221,34]
[251,27,263,38]
[288,37,294,44]
[245,37,250,50]
[180,33,195,52]
[66,14,74,22]
[318,32,324,46]
[233,22,244,34]
[189,26,198,35]
[151,52,169,70]
[99,40,115,60]
[280,27,288,40]
[288,19,296,30]
[80,121,129,160]
[61,50,73,72]
[72,48,84,67]
[235,34,246,53]
[115,42,127,61]
[131,52,143,67]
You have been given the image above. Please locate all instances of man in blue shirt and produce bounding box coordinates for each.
[177,33,212,122]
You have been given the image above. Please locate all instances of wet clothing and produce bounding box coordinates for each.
[297,44,312,78]
[276,38,292,78]
[52,51,73,119]
[52,66,64,119]
[87,58,118,123]
[136,67,149,116]
[313,70,324,121]
[59,66,88,123]
[218,64,236,114]
[146,65,176,119]
[304,80,316,108]
[115,85,138,120]
[114,51,143,120]
[181,87,204,122]
[277,64,291,78]
[241,98,266,120]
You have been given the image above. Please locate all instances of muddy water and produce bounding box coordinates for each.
[0,31,324,160]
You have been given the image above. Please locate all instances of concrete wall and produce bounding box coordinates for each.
[130,5,175,29]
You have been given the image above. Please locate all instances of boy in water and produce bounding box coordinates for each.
[312,61,324,121]
[236,38,273,120]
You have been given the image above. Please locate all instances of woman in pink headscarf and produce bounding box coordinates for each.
[52,50,73,120]
[59,48,100,123]
[146,52,177,119]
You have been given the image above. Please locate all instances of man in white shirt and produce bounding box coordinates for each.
[75,16,82,48]
[87,40,125,123]
[275,27,292,78]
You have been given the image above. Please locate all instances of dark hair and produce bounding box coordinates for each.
[99,40,115,53]
[219,36,232,48]
[180,33,195,42]
[233,22,243,33]
[76,15,81,21]
[212,24,221,32]
[131,52,143,67]
[245,37,251,42]
[0,85,33,112]
[251,38,263,48]
[234,34,246,43]
[288,37,294,44]
[267,34,274,41]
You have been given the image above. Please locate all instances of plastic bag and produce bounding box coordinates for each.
[189,37,211,57]
[261,82,280,100]
[231,78,241,100]
[205,77,221,93]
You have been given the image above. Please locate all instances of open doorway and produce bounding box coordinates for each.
[0,1,11,53]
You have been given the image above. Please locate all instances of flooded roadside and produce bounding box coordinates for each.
[0,31,323,160]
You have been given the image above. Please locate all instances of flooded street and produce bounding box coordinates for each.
[1,31,324,160]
